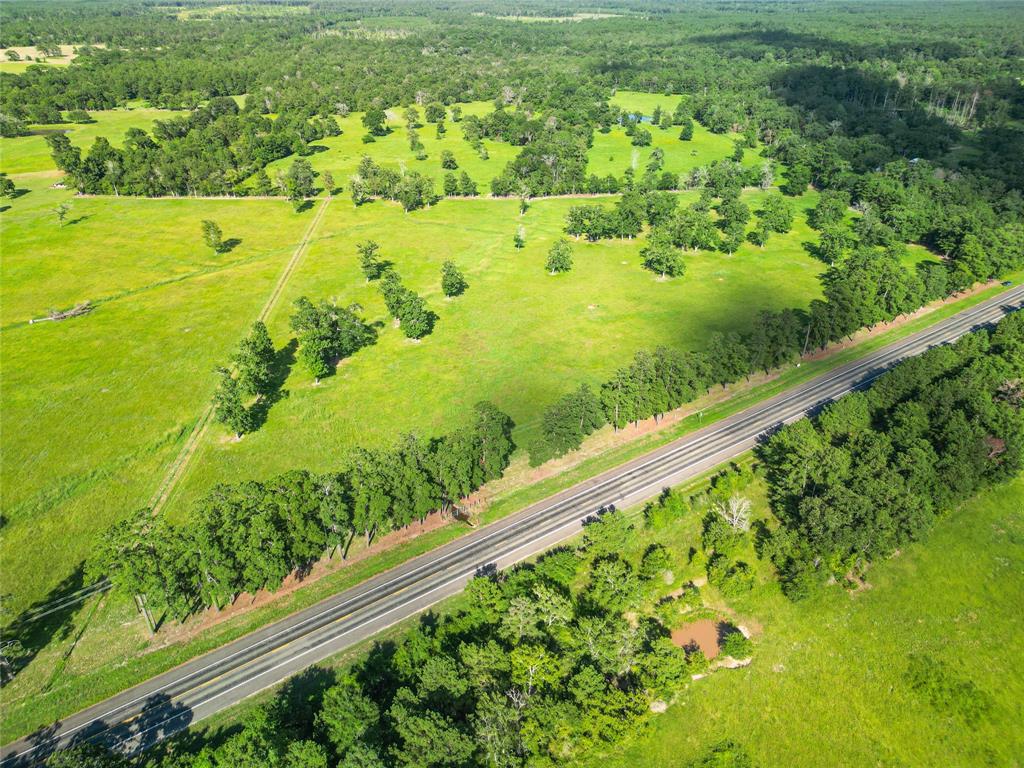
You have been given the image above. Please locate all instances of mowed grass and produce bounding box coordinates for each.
[591,474,1024,768]
[596,90,765,178]
[0,177,317,613]
[167,188,823,514]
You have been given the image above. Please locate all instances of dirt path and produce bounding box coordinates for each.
[147,197,332,515]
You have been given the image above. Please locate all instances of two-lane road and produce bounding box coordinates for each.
[4,284,1021,765]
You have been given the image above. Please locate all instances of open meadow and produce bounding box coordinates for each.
[168,188,822,514]
[0,174,318,614]
[0,96,809,614]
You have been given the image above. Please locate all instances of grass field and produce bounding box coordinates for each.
[0,95,823,612]
[0,45,78,74]
[591,475,1024,768]
[165,188,823,514]
[260,92,755,191]
[0,175,318,613]
[0,108,178,175]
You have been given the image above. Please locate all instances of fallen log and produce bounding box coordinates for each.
[29,300,93,324]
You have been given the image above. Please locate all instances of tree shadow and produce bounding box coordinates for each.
[293,199,315,213]
[66,215,90,226]
[221,237,242,253]
[0,205,9,214]
[271,665,338,739]
[716,621,743,646]
[801,239,830,264]
[249,338,296,431]
[1,563,88,688]
[356,639,399,702]
[7,692,193,766]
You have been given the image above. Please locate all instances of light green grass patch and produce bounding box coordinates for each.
[260,102,519,191]
[0,108,179,175]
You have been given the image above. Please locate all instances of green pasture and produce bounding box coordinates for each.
[0,107,178,175]
[260,102,521,191]
[167,188,823,513]
[0,96,756,193]
[598,90,765,178]
[0,177,317,613]
[594,475,1024,768]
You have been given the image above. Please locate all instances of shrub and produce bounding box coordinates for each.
[720,630,753,659]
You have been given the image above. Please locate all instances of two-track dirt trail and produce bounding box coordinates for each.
[146,197,333,515]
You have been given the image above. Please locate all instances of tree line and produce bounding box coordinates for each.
[67,494,752,768]
[43,96,336,197]
[90,402,515,622]
[528,229,1021,466]
[759,312,1024,598]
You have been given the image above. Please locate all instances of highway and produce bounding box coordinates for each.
[3,283,1021,766]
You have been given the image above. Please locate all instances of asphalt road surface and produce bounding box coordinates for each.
[3,283,1021,766]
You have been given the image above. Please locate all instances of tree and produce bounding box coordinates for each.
[713,494,752,531]
[317,676,380,754]
[443,172,458,196]
[362,107,388,136]
[440,150,457,170]
[54,201,71,227]
[397,293,435,339]
[290,296,374,382]
[285,741,329,768]
[749,219,771,248]
[357,240,384,281]
[43,744,130,768]
[201,219,224,254]
[817,225,855,265]
[545,238,573,274]
[213,367,253,438]
[425,102,446,123]
[758,194,794,233]
[322,171,335,196]
[233,321,276,398]
[513,226,525,249]
[441,260,468,297]
[641,230,685,278]
[0,174,15,198]
[458,171,477,197]
[284,158,315,209]
[783,164,812,196]
[809,189,850,230]
[678,119,694,141]
[339,744,387,768]
[631,127,652,146]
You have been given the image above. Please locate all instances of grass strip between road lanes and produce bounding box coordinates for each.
[3,273,1020,741]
